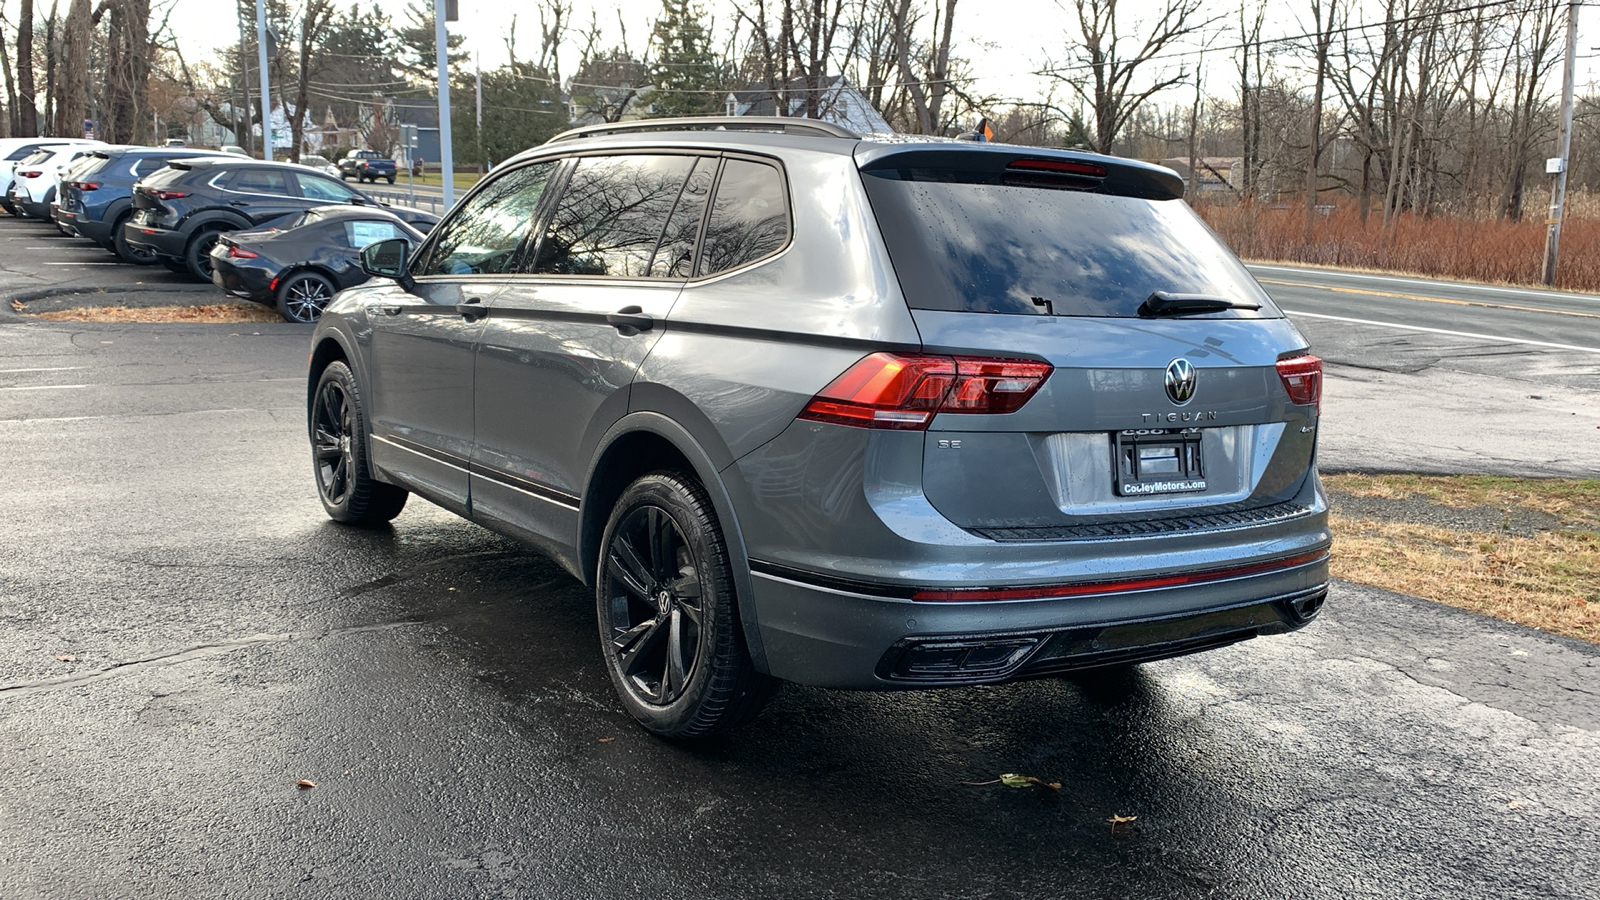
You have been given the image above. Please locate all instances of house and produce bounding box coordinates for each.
[1158,156,1243,195]
[726,75,891,134]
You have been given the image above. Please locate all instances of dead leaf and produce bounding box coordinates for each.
[1109,814,1138,834]
[598,737,615,743]
[53,654,78,663]
[296,779,316,790]
[964,773,1060,791]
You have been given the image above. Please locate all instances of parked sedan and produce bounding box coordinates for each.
[210,205,424,323]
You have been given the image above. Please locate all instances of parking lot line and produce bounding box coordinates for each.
[43,262,121,266]
[0,367,86,373]
[1284,309,1600,354]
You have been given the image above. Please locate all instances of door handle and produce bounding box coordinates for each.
[456,296,488,321]
[373,304,401,316]
[606,305,653,335]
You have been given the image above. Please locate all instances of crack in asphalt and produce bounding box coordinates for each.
[0,620,425,696]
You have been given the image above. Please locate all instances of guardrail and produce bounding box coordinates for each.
[366,187,445,215]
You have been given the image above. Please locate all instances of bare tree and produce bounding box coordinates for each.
[18,0,39,135]
[1048,0,1211,155]
[288,0,335,162]
[1303,0,1336,236]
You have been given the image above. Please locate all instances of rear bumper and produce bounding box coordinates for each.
[18,198,51,219]
[210,257,275,303]
[123,221,187,258]
[746,554,1330,688]
[74,214,114,245]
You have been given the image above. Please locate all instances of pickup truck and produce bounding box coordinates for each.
[338,150,397,184]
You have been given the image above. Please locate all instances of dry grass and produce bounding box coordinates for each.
[1324,474,1600,643]
[30,304,284,324]
[1196,201,1600,292]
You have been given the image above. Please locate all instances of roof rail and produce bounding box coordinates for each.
[547,116,859,144]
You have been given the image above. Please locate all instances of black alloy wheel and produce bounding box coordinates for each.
[309,361,408,525]
[184,227,225,281]
[112,213,157,265]
[277,271,336,323]
[597,472,775,738]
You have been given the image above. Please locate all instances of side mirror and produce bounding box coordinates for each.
[360,238,415,292]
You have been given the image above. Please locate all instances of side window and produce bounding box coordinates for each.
[418,162,554,276]
[697,159,789,276]
[650,159,713,278]
[229,168,290,195]
[297,174,360,203]
[529,154,696,278]
[344,220,406,247]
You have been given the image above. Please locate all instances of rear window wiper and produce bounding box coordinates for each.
[1138,291,1262,317]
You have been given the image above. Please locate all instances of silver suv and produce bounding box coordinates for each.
[306,117,1330,737]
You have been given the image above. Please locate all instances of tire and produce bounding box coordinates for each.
[184,227,225,282]
[309,361,408,526]
[158,256,188,274]
[339,172,350,181]
[112,213,158,265]
[276,270,336,323]
[597,471,777,738]
[386,176,395,184]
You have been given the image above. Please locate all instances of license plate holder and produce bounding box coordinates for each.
[1113,428,1207,497]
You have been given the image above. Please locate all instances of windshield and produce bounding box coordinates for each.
[861,171,1278,319]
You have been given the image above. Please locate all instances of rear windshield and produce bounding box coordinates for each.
[861,171,1277,318]
[75,155,114,178]
[138,165,189,187]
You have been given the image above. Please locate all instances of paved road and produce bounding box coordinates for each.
[1247,264,1600,477]
[1,316,1597,898]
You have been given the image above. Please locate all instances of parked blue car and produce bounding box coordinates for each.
[55,146,230,264]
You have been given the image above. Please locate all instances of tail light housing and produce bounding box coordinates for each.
[17,170,42,179]
[150,189,187,201]
[227,245,259,259]
[798,352,1052,430]
[72,181,100,191]
[1276,354,1323,411]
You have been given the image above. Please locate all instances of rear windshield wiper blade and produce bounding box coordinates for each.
[1138,291,1262,317]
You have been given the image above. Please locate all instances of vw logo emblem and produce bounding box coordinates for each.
[1165,358,1197,405]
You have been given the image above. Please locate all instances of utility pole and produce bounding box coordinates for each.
[476,52,484,174]
[435,0,454,209]
[1541,0,1579,286]
[255,0,273,160]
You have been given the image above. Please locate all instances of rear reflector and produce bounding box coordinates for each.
[911,551,1329,602]
[798,352,1052,430]
[1276,354,1323,410]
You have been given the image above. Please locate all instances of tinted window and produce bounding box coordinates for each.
[697,159,788,276]
[296,173,360,202]
[229,168,290,195]
[5,145,45,161]
[530,155,696,278]
[130,156,180,177]
[651,158,712,278]
[344,220,406,247]
[419,162,554,276]
[861,173,1277,318]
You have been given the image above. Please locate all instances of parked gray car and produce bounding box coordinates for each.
[306,117,1331,738]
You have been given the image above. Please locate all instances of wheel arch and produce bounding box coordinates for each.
[581,411,770,674]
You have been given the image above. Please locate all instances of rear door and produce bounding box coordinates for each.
[469,153,706,552]
[222,167,310,224]
[857,149,1319,533]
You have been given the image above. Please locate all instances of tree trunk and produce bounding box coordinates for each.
[18,0,39,136]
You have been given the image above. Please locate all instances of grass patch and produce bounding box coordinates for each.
[32,304,284,323]
[1324,473,1600,643]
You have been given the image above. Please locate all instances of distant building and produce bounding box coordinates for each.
[726,76,891,134]
[1158,157,1243,195]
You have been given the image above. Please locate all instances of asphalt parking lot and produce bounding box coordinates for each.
[2,216,1598,899]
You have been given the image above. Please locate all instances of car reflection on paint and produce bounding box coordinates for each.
[210,204,432,323]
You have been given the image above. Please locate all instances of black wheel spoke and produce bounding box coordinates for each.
[663,608,688,698]
[607,540,655,601]
[616,617,668,679]
[647,507,675,581]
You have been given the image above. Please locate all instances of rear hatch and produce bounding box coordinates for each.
[129,164,195,228]
[60,153,112,213]
[855,145,1320,535]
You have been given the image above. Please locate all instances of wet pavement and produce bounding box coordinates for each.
[1,315,1597,899]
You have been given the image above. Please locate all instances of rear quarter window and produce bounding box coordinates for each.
[697,158,789,276]
[860,170,1277,318]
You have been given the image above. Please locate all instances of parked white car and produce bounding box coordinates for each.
[5,143,111,219]
[0,137,105,216]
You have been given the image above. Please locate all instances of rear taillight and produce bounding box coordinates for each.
[152,189,186,200]
[17,170,42,178]
[1276,354,1323,411]
[798,352,1052,430]
[75,181,100,191]
[228,246,259,259]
